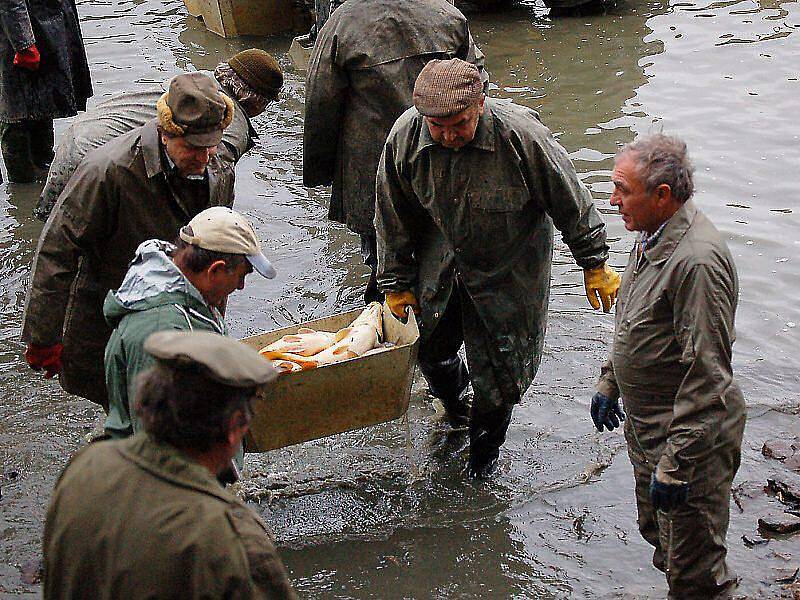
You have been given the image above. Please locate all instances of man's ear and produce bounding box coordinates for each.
[226,409,250,447]
[206,259,228,277]
[656,183,672,204]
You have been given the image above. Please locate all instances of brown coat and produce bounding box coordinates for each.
[21,119,234,407]
[43,434,296,599]
[303,0,485,236]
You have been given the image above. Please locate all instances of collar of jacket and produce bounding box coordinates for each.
[141,119,167,179]
[414,102,496,158]
[116,432,236,503]
[642,197,698,266]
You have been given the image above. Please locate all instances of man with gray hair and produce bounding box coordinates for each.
[375,58,620,478]
[590,134,745,598]
[36,49,283,221]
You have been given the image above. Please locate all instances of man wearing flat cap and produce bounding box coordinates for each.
[376,58,621,477]
[104,206,276,442]
[22,72,237,412]
[36,49,284,221]
[303,0,486,304]
[43,331,298,599]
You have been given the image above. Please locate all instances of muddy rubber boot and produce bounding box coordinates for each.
[467,405,513,479]
[0,122,38,183]
[29,119,55,170]
[441,389,472,428]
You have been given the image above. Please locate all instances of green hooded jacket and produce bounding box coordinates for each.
[103,239,227,438]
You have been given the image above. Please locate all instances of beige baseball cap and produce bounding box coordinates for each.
[179,207,276,279]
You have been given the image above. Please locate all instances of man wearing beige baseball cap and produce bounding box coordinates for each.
[375,58,621,478]
[103,206,275,445]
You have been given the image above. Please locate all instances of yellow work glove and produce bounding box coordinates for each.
[584,263,621,313]
[385,290,420,320]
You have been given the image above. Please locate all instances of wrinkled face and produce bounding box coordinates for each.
[425,97,485,150]
[204,260,253,306]
[161,134,218,177]
[610,154,663,233]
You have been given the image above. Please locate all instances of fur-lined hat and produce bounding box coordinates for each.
[156,72,234,146]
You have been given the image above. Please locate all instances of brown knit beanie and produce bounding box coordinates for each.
[228,49,284,100]
[413,58,483,118]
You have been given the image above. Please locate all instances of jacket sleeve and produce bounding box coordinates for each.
[302,23,348,188]
[526,130,609,269]
[657,259,737,483]
[374,135,420,293]
[0,0,35,51]
[596,357,620,401]
[21,162,116,345]
[228,509,298,600]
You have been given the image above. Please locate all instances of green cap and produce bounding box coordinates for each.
[144,331,278,387]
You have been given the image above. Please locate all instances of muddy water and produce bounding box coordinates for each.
[1,0,799,596]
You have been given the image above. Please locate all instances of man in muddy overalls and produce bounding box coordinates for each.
[302,0,485,303]
[375,59,621,478]
[591,134,746,598]
[22,73,235,411]
[35,49,283,221]
[0,0,92,183]
[43,331,297,599]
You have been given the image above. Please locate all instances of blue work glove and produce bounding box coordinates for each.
[590,392,626,432]
[650,472,689,512]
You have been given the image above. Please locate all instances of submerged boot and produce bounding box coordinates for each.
[29,119,55,170]
[467,405,514,479]
[441,389,472,428]
[0,122,38,183]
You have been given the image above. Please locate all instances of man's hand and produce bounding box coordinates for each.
[590,392,625,432]
[650,470,689,512]
[13,44,41,71]
[385,290,420,320]
[584,262,621,312]
[25,343,63,378]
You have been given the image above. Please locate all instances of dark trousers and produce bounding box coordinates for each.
[360,234,385,305]
[418,283,515,458]
[0,119,54,183]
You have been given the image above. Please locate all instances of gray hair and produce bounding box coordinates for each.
[619,134,695,203]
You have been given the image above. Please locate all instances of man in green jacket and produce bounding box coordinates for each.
[104,206,276,440]
[375,59,621,478]
[43,330,297,599]
[590,134,745,598]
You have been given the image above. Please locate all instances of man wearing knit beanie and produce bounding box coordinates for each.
[303,0,487,305]
[36,49,283,221]
[375,58,621,478]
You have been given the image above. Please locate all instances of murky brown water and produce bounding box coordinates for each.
[2,0,799,596]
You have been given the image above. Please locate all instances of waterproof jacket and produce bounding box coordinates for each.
[103,240,227,438]
[376,99,609,406]
[43,434,297,599]
[596,198,746,485]
[0,0,92,122]
[36,81,256,220]
[21,119,235,407]
[303,0,485,236]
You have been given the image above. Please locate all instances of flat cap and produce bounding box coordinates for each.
[413,58,484,118]
[144,331,278,387]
